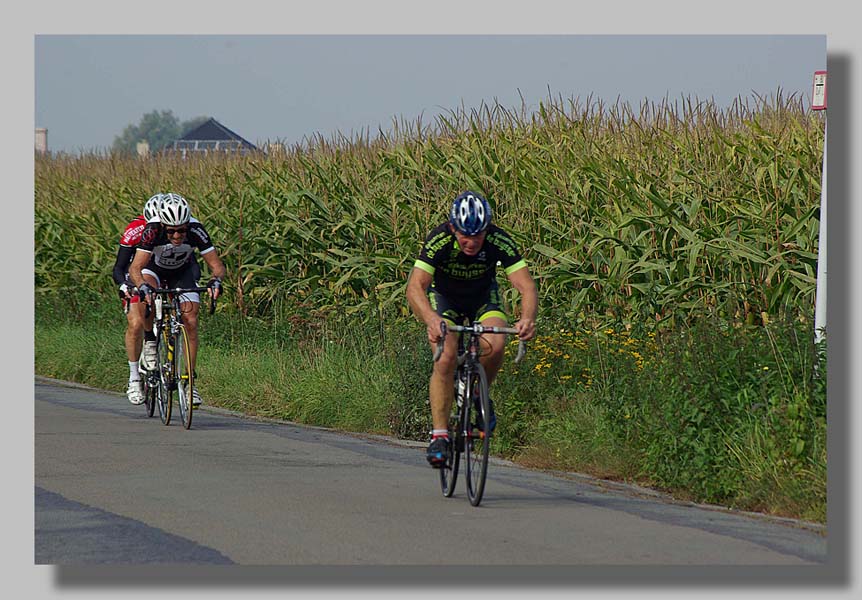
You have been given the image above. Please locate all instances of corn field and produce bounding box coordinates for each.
[35,92,825,330]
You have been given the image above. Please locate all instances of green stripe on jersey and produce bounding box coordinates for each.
[504,260,527,275]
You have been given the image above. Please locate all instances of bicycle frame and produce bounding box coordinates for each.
[433,320,526,506]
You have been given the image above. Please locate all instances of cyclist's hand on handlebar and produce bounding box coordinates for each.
[426,319,445,345]
[138,282,155,304]
[207,277,222,300]
[118,281,134,301]
[515,318,536,341]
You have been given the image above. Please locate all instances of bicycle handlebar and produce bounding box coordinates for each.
[142,286,218,317]
[433,321,527,363]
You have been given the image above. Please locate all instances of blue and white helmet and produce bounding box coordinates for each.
[159,193,191,226]
[449,191,492,236]
[143,194,164,221]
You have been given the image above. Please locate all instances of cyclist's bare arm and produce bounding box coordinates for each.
[128,248,153,291]
[201,249,227,299]
[406,267,445,344]
[507,266,538,341]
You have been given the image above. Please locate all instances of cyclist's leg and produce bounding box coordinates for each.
[125,297,146,363]
[140,267,162,322]
[123,286,146,375]
[123,292,148,403]
[473,290,507,433]
[139,268,162,369]
[166,266,202,373]
[427,290,462,429]
[168,265,203,405]
[180,299,200,373]
[426,290,462,465]
[475,285,509,386]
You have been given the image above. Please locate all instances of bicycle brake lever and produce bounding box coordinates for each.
[515,341,527,363]
[433,321,447,361]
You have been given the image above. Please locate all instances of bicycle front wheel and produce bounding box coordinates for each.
[143,369,157,418]
[156,330,172,425]
[464,364,491,506]
[175,325,194,430]
[439,379,462,497]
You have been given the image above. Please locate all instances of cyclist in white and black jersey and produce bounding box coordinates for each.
[112,194,205,405]
[406,190,538,467]
[129,192,226,406]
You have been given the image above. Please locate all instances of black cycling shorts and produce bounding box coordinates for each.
[427,284,508,325]
[141,259,203,303]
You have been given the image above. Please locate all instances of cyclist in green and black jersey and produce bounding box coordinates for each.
[406,190,538,467]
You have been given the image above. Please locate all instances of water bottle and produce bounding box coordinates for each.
[456,373,466,406]
[153,295,163,335]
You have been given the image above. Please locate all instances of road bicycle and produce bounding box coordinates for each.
[433,321,526,506]
[141,287,215,429]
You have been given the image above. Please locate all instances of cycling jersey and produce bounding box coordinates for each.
[112,216,201,286]
[414,223,527,310]
[112,215,147,286]
[137,219,214,271]
[119,215,148,248]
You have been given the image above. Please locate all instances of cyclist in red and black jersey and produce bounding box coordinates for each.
[406,190,538,467]
[112,194,164,405]
[129,192,226,407]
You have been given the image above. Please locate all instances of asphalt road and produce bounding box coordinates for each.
[35,376,828,576]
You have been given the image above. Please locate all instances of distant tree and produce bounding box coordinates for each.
[112,110,209,154]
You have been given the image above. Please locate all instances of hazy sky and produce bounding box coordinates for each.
[35,35,825,154]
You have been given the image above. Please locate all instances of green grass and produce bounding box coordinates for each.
[35,301,826,524]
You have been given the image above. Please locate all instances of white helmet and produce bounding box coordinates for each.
[159,193,191,226]
[143,194,164,221]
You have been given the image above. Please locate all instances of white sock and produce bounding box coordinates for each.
[432,429,449,439]
[129,361,140,382]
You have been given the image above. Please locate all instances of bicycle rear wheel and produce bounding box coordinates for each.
[464,364,491,506]
[156,330,172,425]
[175,325,194,430]
[439,377,463,497]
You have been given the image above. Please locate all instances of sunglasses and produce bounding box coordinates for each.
[165,226,188,236]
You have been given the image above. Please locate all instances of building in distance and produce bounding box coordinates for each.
[166,118,258,157]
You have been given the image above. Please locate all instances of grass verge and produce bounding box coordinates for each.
[35,304,826,524]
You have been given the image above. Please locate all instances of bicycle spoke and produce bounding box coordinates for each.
[175,326,194,430]
[439,376,462,497]
[156,329,172,425]
[464,367,490,506]
[144,371,156,418]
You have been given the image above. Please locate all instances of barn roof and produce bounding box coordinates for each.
[169,118,258,154]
